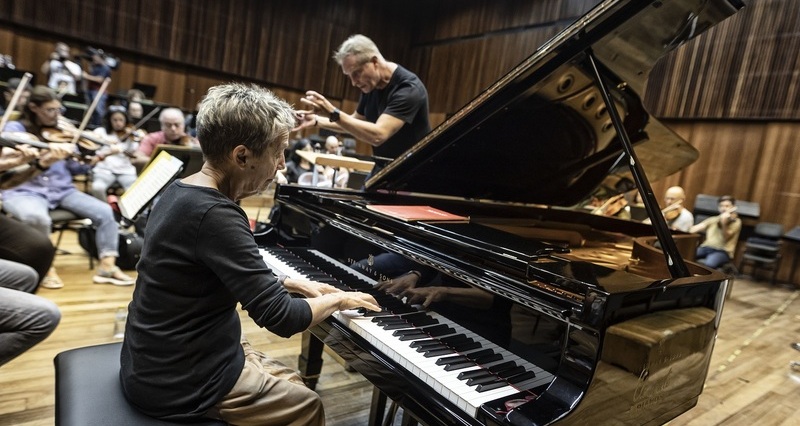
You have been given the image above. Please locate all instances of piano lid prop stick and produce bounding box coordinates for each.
[71,76,111,145]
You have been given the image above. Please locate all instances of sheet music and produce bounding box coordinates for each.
[119,150,183,221]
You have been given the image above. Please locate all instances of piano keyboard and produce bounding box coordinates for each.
[260,246,554,417]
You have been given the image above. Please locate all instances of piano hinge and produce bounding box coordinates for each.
[529,246,571,262]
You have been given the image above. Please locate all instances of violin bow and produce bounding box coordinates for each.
[119,105,161,142]
[70,77,111,145]
[0,72,33,134]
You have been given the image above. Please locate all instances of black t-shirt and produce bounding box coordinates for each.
[357,65,430,159]
[120,180,312,420]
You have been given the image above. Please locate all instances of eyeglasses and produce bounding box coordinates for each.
[42,106,66,114]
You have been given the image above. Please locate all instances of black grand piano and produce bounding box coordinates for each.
[259,0,747,424]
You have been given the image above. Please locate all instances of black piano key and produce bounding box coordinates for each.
[419,324,454,337]
[473,352,503,364]
[457,369,493,381]
[463,348,493,360]
[488,361,517,374]
[393,330,428,341]
[496,366,526,379]
[467,375,503,386]
[423,348,456,357]
[451,341,481,352]
[416,343,447,353]
[476,381,510,393]
[409,339,438,349]
[393,329,426,337]
[382,322,414,331]
[506,371,537,384]
[436,354,468,366]
[439,334,469,345]
[443,361,477,372]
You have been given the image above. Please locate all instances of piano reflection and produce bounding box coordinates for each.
[259,0,747,424]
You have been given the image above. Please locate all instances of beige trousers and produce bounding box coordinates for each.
[211,340,325,426]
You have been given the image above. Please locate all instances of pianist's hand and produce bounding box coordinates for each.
[283,278,341,298]
[336,291,381,313]
[375,271,420,295]
[403,287,448,308]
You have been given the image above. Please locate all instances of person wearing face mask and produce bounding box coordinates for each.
[295,34,430,164]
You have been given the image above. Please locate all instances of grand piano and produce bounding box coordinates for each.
[259,0,747,424]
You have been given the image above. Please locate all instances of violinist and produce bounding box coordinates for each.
[0,78,32,119]
[131,107,198,171]
[643,186,695,232]
[690,195,741,269]
[1,85,135,288]
[89,108,138,200]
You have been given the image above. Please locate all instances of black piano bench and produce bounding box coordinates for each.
[54,342,226,426]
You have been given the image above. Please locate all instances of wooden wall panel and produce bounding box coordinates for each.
[648,120,800,284]
[134,63,186,107]
[645,0,800,120]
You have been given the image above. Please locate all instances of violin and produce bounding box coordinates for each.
[0,131,83,160]
[40,119,109,157]
[592,193,629,217]
[661,201,683,222]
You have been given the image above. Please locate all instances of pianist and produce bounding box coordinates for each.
[295,34,431,161]
[120,83,380,425]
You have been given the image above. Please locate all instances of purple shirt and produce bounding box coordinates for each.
[1,121,91,208]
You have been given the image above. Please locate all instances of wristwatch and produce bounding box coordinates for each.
[329,108,340,123]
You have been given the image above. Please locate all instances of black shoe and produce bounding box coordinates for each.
[792,343,800,352]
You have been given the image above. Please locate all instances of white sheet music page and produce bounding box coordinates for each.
[119,150,184,221]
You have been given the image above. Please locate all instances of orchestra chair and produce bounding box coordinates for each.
[54,342,227,426]
[50,208,94,269]
[738,222,784,285]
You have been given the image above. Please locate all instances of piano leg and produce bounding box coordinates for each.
[298,330,324,390]
[368,386,388,426]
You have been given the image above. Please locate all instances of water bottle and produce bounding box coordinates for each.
[113,306,128,338]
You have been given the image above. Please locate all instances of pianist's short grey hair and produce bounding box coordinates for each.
[333,34,384,66]
[197,83,295,163]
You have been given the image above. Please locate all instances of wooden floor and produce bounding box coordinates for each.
[1,205,799,425]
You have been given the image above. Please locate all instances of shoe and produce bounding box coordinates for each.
[40,267,64,289]
[40,275,64,289]
[792,343,800,352]
[93,266,135,286]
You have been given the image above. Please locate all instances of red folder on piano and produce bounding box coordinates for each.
[366,205,468,222]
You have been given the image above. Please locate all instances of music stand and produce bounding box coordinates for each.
[149,144,204,178]
[118,150,184,222]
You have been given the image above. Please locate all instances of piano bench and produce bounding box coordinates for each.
[54,342,226,426]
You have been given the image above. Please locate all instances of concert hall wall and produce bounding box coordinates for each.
[1,0,799,282]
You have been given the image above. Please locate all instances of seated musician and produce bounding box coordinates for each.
[322,135,349,188]
[0,77,32,118]
[130,107,198,171]
[119,83,379,425]
[642,186,694,231]
[1,85,135,288]
[89,107,139,200]
[690,195,741,269]
[1,153,61,365]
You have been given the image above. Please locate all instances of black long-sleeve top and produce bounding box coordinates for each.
[120,180,312,420]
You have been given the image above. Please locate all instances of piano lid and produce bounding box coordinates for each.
[367,0,746,207]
